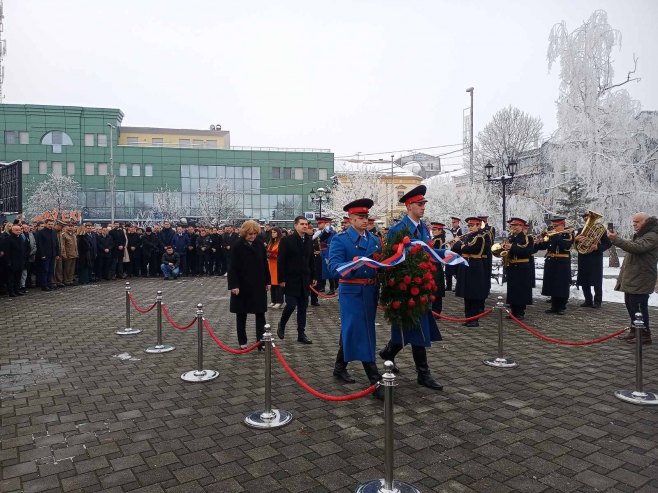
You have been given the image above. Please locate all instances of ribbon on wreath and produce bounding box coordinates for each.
[336,238,468,277]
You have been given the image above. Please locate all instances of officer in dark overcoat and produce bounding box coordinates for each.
[445,216,462,290]
[451,217,488,327]
[430,222,447,315]
[478,215,495,291]
[574,213,611,308]
[535,216,574,314]
[504,218,534,319]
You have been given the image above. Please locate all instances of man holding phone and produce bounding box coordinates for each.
[607,212,658,345]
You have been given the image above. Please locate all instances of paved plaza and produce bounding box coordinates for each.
[1,276,657,493]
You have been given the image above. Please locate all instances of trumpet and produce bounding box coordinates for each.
[542,227,574,243]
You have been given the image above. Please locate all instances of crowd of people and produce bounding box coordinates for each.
[1,196,656,398]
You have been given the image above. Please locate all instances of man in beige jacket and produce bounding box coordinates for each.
[61,223,79,285]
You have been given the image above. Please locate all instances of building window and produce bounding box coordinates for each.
[39,161,48,174]
[206,140,217,148]
[85,163,95,176]
[193,139,203,147]
[4,131,16,144]
[283,168,292,180]
[272,167,281,179]
[152,138,163,147]
[127,137,139,145]
[179,139,190,147]
[119,164,128,176]
[294,168,303,180]
[67,162,75,175]
[319,169,328,180]
[144,164,153,177]
[397,190,404,199]
[84,134,95,146]
[308,168,318,181]
[98,163,108,176]
[132,164,141,177]
[19,132,29,144]
[97,134,108,147]
[52,162,63,176]
[22,161,30,174]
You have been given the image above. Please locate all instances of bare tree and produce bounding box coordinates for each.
[153,186,186,223]
[25,176,81,219]
[197,179,241,225]
[327,164,391,219]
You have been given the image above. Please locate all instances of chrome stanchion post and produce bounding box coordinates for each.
[145,290,175,353]
[116,281,142,335]
[181,303,218,382]
[355,361,420,493]
[483,296,517,368]
[615,313,658,405]
[244,325,293,429]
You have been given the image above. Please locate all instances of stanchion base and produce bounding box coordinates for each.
[483,357,518,368]
[244,409,293,429]
[180,369,219,382]
[145,344,175,354]
[355,479,421,493]
[116,327,143,335]
[614,389,658,406]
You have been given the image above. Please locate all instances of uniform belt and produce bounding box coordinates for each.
[461,254,485,259]
[547,253,570,258]
[508,258,529,264]
[314,252,320,256]
[339,278,376,285]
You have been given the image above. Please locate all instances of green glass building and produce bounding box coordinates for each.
[0,104,334,223]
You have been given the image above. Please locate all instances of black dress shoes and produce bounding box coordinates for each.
[276,323,285,340]
[417,374,443,391]
[333,369,356,383]
[310,302,320,306]
[580,301,593,307]
[463,321,479,327]
[592,302,601,309]
[545,308,565,315]
[297,334,313,344]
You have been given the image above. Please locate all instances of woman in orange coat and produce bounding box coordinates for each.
[267,227,284,308]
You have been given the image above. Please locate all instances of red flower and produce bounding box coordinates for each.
[414,277,422,284]
[402,236,411,245]
[430,295,436,302]
[411,244,421,254]
[398,283,408,291]
[419,296,427,304]
[407,299,416,307]
[432,286,438,292]
[424,272,433,280]
[403,275,412,284]
[391,301,401,309]
[410,287,420,296]
[388,279,395,287]
[430,264,437,272]
[423,283,432,291]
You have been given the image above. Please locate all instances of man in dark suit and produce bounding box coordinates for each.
[276,216,317,344]
[35,219,60,290]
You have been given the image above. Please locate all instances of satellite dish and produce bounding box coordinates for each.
[209,125,215,131]
[215,124,222,131]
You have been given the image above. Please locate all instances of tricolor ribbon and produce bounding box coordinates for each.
[335,238,468,277]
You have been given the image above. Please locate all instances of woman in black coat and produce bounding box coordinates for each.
[228,220,271,349]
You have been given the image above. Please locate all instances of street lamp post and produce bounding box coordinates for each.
[485,159,517,283]
[309,187,330,218]
[466,87,474,184]
[107,123,116,224]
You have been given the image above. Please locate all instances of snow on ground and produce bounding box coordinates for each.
[488,255,658,306]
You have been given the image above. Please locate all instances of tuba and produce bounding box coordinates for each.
[576,210,606,254]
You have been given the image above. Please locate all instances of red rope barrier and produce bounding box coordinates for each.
[432,309,493,323]
[203,319,261,354]
[273,346,376,401]
[161,305,197,330]
[309,285,338,299]
[507,311,626,345]
[128,293,157,314]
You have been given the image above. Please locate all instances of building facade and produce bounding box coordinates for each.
[0,104,334,223]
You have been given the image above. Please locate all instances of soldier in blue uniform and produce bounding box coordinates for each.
[329,199,384,400]
[378,185,443,391]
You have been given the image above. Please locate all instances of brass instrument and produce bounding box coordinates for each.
[542,227,574,243]
[576,210,606,254]
[491,235,513,267]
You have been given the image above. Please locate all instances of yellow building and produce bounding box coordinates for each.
[118,126,230,149]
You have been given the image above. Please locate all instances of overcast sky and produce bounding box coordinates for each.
[4,0,658,165]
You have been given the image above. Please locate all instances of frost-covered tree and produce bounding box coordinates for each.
[197,179,240,225]
[555,179,594,223]
[326,165,390,219]
[153,186,186,222]
[25,176,81,219]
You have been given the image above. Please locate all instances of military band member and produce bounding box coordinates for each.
[575,213,611,308]
[445,216,463,291]
[504,218,534,320]
[523,223,537,289]
[379,185,443,391]
[430,222,447,315]
[329,199,384,400]
[451,217,488,327]
[478,215,495,291]
[535,216,574,314]
[312,217,337,298]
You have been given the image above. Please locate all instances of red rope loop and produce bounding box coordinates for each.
[432,309,493,323]
[203,319,261,354]
[309,285,338,299]
[128,293,157,314]
[273,346,376,401]
[161,305,197,330]
[507,310,627,345]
